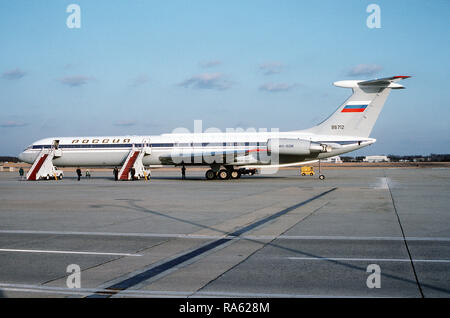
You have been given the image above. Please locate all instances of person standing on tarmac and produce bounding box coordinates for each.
[76,168,82,181]
[181,165,186,180]
[19,167,24,180]
[113,167,119,181]
[85,169,91,179]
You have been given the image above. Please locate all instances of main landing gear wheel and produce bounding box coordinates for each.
[319,174,325,180]
[205,169,216,180]
[218,169,230,180]
[230,170,241,179]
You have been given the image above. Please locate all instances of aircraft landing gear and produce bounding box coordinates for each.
[218,169,230,180]
[205,169,216,180]
[230,170,241,179]
[205,167,252,180]
[318,159,325,180]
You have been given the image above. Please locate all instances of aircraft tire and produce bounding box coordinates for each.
[205,169,216,180]
[218,169,230,180]
[230,170,241,179]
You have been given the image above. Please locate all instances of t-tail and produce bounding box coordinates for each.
[305,76,410,138]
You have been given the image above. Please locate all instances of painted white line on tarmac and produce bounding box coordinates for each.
[0,230,224,240]
[288,257,450,263]
[0,283,371,298]
[0,283,186,297]
[0,248,142,257]
[277,235,450,241]
[1,230,450,242]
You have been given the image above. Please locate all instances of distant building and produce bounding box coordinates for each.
[322,156,343,163]
[363,155,389,163]
[0,165,16,172]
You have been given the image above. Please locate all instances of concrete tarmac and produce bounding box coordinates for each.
[0,167,449,298]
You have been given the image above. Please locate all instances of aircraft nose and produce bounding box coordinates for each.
[18,152,26,162]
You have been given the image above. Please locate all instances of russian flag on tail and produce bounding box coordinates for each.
[342,105,367,112]
[341,102,370,113]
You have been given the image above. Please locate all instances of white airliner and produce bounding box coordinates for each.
[19,76,410,180]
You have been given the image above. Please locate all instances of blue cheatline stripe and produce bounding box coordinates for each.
[31,140,361,149]
[344,104,367,109]
[86,187,337,298]
[31,142,268,150]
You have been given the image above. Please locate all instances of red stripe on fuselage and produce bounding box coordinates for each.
[247,148,267,153]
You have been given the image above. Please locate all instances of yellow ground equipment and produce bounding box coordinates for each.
[301,166,315,176]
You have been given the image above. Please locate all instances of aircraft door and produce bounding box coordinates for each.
[142,138,152,155]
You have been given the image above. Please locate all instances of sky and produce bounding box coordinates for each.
[0,0,449,156]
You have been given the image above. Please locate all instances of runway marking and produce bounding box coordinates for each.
[0,283,185,297]
[275,236,450,241]
[87,187,338,298]
[1,230,450,242]
[0,248,142,257]
[0,283,368,298]
[288,257,450,263]
[0,230,450,242]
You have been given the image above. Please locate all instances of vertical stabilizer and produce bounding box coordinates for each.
[305,76,410,138]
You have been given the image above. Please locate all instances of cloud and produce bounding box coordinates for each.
[259,82,297,92]
[347,64,383,77]
[2,68,27,80]
[131,74,150,87]
[259,62,285,76]
[57,75,93,87]
[179,73,231,90]
[114,120,137,127]
[199,60,222,68]
[0,121,28,128]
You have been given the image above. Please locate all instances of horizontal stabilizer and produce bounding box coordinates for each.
[334,75,411,89]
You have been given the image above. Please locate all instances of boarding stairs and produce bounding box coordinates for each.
[118,145,151,180]
[26,148,63,181]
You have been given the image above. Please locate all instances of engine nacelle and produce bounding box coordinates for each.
[267,138,330,156]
